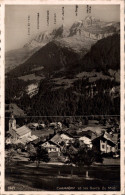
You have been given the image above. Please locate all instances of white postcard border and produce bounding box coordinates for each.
[0,0,124,194]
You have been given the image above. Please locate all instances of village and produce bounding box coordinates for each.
[5,113,120,165]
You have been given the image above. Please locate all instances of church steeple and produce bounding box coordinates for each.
[9,114,16,131]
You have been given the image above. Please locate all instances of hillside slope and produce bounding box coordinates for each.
[7,41,80,77]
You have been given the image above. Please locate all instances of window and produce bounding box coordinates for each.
[102,144,105,149]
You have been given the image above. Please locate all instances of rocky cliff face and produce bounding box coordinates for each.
[24,16,120,50]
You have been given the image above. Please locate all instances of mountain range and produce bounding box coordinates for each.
[6,16,120,73]
[5,16,120,116]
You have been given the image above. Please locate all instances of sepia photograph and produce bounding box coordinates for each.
[1,1,124,193]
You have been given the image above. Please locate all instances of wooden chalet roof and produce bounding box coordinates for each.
[92,134,116,146]
[42,140,60,148]
[50,132,73,144]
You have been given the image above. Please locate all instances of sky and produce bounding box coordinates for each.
[5,5,120,51]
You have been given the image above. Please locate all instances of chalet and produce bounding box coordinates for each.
[49,122,62,129]
[5,133,12,145]
[60,133,73,142]
[92,133,116,153]
[75,130,97,148]
[39,123,46,128]
[57,122,62,129]
[79,136,92,148]
[29,123,39,130]
[49,122,57,128]
[105,132,120,151]
[42,140,60,154]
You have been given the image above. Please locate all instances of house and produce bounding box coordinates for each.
[75,130,97,148]
[49,122,57,128]
[50,133,63,145]
[5,133,13,145]
[6,137,12,145]
[29,123,39,130]
[39,123,46,128]
[60,133,73,143]
[42,140,60,154]
[49,122,62,129]
[57,122,62,129]
[79,136,92,148]
[92,133,116,153]
[105,132,120,151]
[51,132,73,146]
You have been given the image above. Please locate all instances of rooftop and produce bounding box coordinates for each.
[15,125,31,137]
[51,132,73,144]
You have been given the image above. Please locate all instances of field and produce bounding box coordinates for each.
[5,103,26,116]
[5,161,120,191]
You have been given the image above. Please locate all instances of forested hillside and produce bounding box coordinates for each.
[81,34,120,71]
[5,34,120,117]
